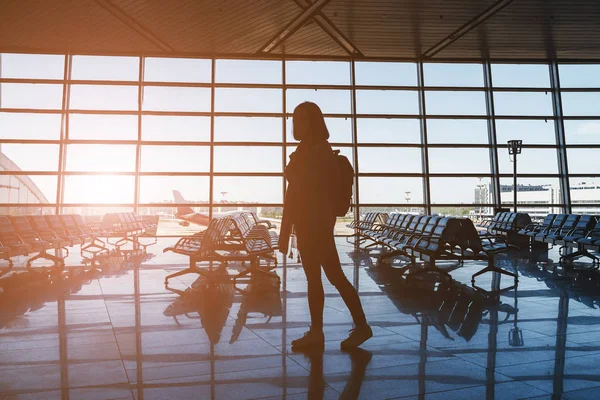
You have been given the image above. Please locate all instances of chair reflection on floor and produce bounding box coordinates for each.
[163,266,234,344]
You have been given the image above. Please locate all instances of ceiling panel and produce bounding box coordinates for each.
[0,0,598,60]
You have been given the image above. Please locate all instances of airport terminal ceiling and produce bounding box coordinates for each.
[1,0,600,61]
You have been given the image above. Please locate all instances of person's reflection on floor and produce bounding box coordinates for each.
[302,347,373,400]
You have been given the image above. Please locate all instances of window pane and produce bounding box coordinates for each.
[1,83,63,109]
[357,119,421,144]
[139,176,209,204]
[500,178,562,215]
[287,117,352,143]
[216,60,281,84]
[429,148,491,174]
[60,206,135,219]
[355,62,417,86]
[430,177,491,204]
[564,120,600,144]
[142,87,210,112]
[426,91,487,115]
[423,63,484,87]
[568,149,600,174]
[286,89,350,114]
[70,85,138,110]
[141,146,210,172]
[216,117,281,142]
[427,119,488,144]
[359,177,423,204]
[561,92,600,116]
[559,65,600,88]
[356,90,419,115]
[213,177,282,203]
[142,116,210,142]
[1,53,64,79]
[0,112,62,140]
[499,148,558,174]
[570,178,600,214]
[357,148,422,173]
[286,61,349,85]
[495,119,556,145]
[215,88,282,113]
[214,146,282,173]
[63,175,134,204]
[71,56,139,81]
[0,144,59,171]
[493,92,553,116]
[66,144,136,172]
[144,57,211,83]
[70,114,138,140]
[0,174,57,204]
[491,64,550,88]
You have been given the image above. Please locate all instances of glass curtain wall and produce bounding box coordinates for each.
[1,53,598,235]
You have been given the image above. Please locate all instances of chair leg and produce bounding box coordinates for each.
[471,261,518,286]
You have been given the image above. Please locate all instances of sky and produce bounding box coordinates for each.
[0,53,598,208]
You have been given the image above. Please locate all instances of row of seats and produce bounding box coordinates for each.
[519,213,600,263]
[357,213,516,284]
[346,212,388,243]
[478,212,532,239]
[163,211,279,291]
[0,214,100,269]
[0,213,156,270]
[97,213,157,254]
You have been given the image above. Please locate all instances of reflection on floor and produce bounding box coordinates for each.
[2,238,600,399]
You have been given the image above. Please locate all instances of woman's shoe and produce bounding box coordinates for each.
[291,329,325,351]
[340,324,373,350]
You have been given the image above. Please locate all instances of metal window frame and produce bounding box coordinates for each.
[2,53,600,220]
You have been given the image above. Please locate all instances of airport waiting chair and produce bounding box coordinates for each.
[539,214,580,245]
[0,216,31,259]
[28,216,71,250]
[163,216,234,285]
[519,214,556,239]
[9,216,63,269]
[59,215,92,244]
[45,215,80,246]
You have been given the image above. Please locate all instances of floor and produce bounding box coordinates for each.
[1,237,600,400]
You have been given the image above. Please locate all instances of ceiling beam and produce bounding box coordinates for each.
[257,0,332,53]
[422,0,515,59]
[292,0,364,57]
[92,0,174,52]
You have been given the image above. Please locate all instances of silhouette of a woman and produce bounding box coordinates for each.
[279,102,372,351]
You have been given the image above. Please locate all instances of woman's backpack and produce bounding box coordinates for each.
[332,150,354,217]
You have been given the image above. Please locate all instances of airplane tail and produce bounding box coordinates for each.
[173,190,194,215]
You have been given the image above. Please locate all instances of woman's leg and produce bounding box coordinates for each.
[297,233,325,331]
[320,231,367,327]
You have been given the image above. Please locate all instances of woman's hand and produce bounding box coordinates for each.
[278,236,289,255]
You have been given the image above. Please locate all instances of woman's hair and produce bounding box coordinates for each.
[292,102,330,141]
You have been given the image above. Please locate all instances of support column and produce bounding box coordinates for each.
[56,54,72,213]
[549,62,571,213]
[350,59,360,220]
[209,58,216,219]
[417,62,431,215]
[134,57,143,214]
[483,62,502,211]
